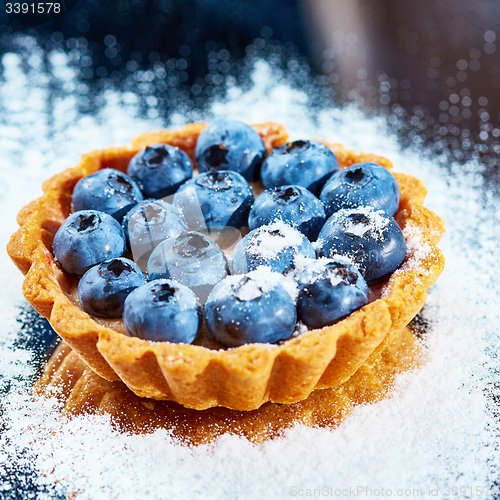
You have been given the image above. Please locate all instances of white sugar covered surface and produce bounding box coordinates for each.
[1,40,499,500]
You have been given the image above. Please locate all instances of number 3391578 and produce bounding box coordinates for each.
[5,3,62,14]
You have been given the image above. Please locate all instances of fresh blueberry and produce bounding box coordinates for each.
[248,185,326,240]
[260,140,339,195]
[147,231,229,303]
[122,199,187,269]
[72,168,143,222]
[320,162,400,218]
[52,210,126,276]
[204,268,297,347]
[316,207,407,285]
[123,279,201,343]
[77,257,147,318]
[232,220,316,275]
[294,257,369,329]
[195,119,266,181]
[173,170,254,231]
[127,144,193,199]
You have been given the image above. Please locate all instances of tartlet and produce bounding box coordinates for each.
[7,122,445,411]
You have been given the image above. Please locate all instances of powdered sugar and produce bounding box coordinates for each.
[290,320,309,338]
[207,266,298,303]
[401,225,433,271]
[234,274,269,301]
[341,207,390,240]
[244,220,305,259]
[343,218,372,237]
[205,274,241,302]
[292,256,357,287]
[381,225,434,297]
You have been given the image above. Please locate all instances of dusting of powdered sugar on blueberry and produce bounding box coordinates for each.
[245,220,304,259]
[204,274,242,302]
[292,255,356,283]
[341,207,390,240]
[206,266,294,303]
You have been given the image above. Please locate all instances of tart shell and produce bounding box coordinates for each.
[8,122,445,411]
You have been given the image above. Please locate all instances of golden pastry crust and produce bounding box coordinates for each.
[35,326,422,445]
[7,122,445,410]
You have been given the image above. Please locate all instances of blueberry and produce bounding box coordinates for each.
[72,168,143,222]
[78,257,147,318]
[195,119,266,181]
[316,208,407,285]
[147,231,229,303]
[260,140,339,195]
[53,210,126,276]
[294,257,369,329]
[123,279,201,343]
[320,162,400,218]
[127,144,193,199]
[122,199,187,269]
[204,268,297,347]
[173,170,254,231]
[232,221,316,275]
[249,185,326,240]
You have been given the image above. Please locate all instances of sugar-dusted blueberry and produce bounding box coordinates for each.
[173,169,254,231]
[78,257,147,318]
[123,279,201,343]
[195,119,266,181]
[147,231,229,303]
[122,199,187,269]
[248,185,326,240]
[127,144,193,199]
[294,257,369,329]
[72,168,144,222]
[52,210,127,276]
[260,140,339,195]
[204,268,297,347]
[320,162,400,217]
[316,207,407,285]
[232,220,316,275]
